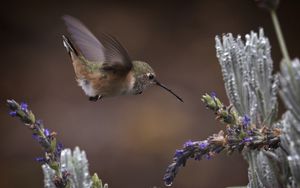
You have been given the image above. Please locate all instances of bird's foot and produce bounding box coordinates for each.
[136,91,143,95]
[89,95,102,102]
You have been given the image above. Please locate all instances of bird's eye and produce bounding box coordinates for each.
[147,73,154,80]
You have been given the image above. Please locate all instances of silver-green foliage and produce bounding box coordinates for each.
[215,29,279,126]
[42,147,108,188]
[280,59,300,187]
[215,29,297,188]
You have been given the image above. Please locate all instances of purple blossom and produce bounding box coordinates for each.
[44,129,50,137]
[243,137,253,143]
[35,157,47,163]
[174,149,184,158]
[32,133,41,141]
[210,91,217,98]
[20,102,28,111]
[9,111,17,117]
[56,142,63,155]
[242,115,251,129]
[164,145,194,186]
[183,140,194,147]
[199,141,209,150]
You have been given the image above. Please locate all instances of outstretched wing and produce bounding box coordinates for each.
[62,15,132,74]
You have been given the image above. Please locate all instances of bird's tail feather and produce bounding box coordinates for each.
[62,35,78,57]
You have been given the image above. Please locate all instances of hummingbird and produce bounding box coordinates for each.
[62,15,183,102]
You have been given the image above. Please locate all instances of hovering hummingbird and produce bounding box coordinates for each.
[62,15,183,102]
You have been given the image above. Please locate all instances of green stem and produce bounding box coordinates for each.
[270,10,298,92]
[270,10,290,63]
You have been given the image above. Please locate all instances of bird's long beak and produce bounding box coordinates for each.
[155,80,183,102]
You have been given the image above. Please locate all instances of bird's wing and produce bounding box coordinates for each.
[62,15,132,74]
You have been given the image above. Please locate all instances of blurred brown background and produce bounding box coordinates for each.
[0,0,299,187]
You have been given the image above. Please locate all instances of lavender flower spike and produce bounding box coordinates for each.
[7,99,107,188]
[163,94,281,186]
[7,99,68,187]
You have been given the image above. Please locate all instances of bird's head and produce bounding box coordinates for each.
[132,61,183,102]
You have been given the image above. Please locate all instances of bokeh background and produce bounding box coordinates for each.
[1,0,299,187]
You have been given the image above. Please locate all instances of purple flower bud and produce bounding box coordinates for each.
[20,102,28,111]
[44,129,50,137]
[243,137,253,143]
[210,91,217,98]
[174,149,184,158]
[242,115,251,129]
[56,142,63,155]
[183,140,194,148]
[32,133,41,141]
[35,157,47,163]
[9,111,17,117]
[199,141,209,150]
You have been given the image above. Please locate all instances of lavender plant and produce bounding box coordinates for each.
[164,0,300,187]
[7,100,108,188]
[6,1,300,187]
[279,59,300,186]
[164,90,282,186]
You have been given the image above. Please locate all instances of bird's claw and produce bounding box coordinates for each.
[89,95,102,102]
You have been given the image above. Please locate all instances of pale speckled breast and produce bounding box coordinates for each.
[71,57,135,97]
